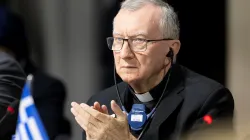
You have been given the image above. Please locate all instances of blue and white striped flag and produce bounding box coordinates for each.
[13,75,49,140]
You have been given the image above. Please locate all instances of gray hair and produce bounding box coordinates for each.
[119,0,180,39]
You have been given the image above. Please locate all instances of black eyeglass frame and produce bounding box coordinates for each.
[106,37,173,52]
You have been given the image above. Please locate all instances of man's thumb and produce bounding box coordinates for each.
[111,100,126,120]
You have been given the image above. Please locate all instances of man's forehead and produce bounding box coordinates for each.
[115,8,161,21]
[113,4,162,36]
[118,3,162,16]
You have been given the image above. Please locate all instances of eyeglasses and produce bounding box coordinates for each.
[106,37,173,52]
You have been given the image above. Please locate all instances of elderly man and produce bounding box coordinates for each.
[71,0,234,140]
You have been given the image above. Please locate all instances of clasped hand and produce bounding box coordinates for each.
[71,100,136,140]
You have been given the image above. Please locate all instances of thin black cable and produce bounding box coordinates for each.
[137,53,174,139]
[0,112,9,126]
[137,67,172,140]
[114,64,127,111]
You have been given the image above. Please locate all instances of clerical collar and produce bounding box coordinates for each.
[128,71,170,103]
[134,92,153,102]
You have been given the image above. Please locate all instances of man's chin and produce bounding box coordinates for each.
[120,76,140,85]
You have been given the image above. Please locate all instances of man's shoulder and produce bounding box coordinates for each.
[179,65,234,108]
[181,65,225,92]
[87,82,127,105]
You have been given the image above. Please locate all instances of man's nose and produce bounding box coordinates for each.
[119,41,134,59]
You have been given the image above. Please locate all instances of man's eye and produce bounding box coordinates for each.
[114,38,123,42]
[133,38,146,43]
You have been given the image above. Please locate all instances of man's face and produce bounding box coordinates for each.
[113,4,173,84]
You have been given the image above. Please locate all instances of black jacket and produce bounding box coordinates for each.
[83,65,235,140]
[0,52,25,139]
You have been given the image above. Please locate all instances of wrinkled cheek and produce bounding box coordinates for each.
[113,55,120,67]
[113,52,119,61]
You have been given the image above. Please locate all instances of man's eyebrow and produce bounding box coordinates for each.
[113,32,123,36]
[130,31,148,37]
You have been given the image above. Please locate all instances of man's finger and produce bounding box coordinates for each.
[71,102,87,118]
[93,102,109,115]
[71,107,95,131]
[71,107,78,117]
[101,105,109,115]
[72,107,100,133]
[93,102,101,112]
[80,103,109,122]
[110,100,126,120]
[75,116,87,130]
[71,102,100,127]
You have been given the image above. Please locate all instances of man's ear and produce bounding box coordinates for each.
[170,40,181,57]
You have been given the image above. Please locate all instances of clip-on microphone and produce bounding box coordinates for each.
[127,104,156,131]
